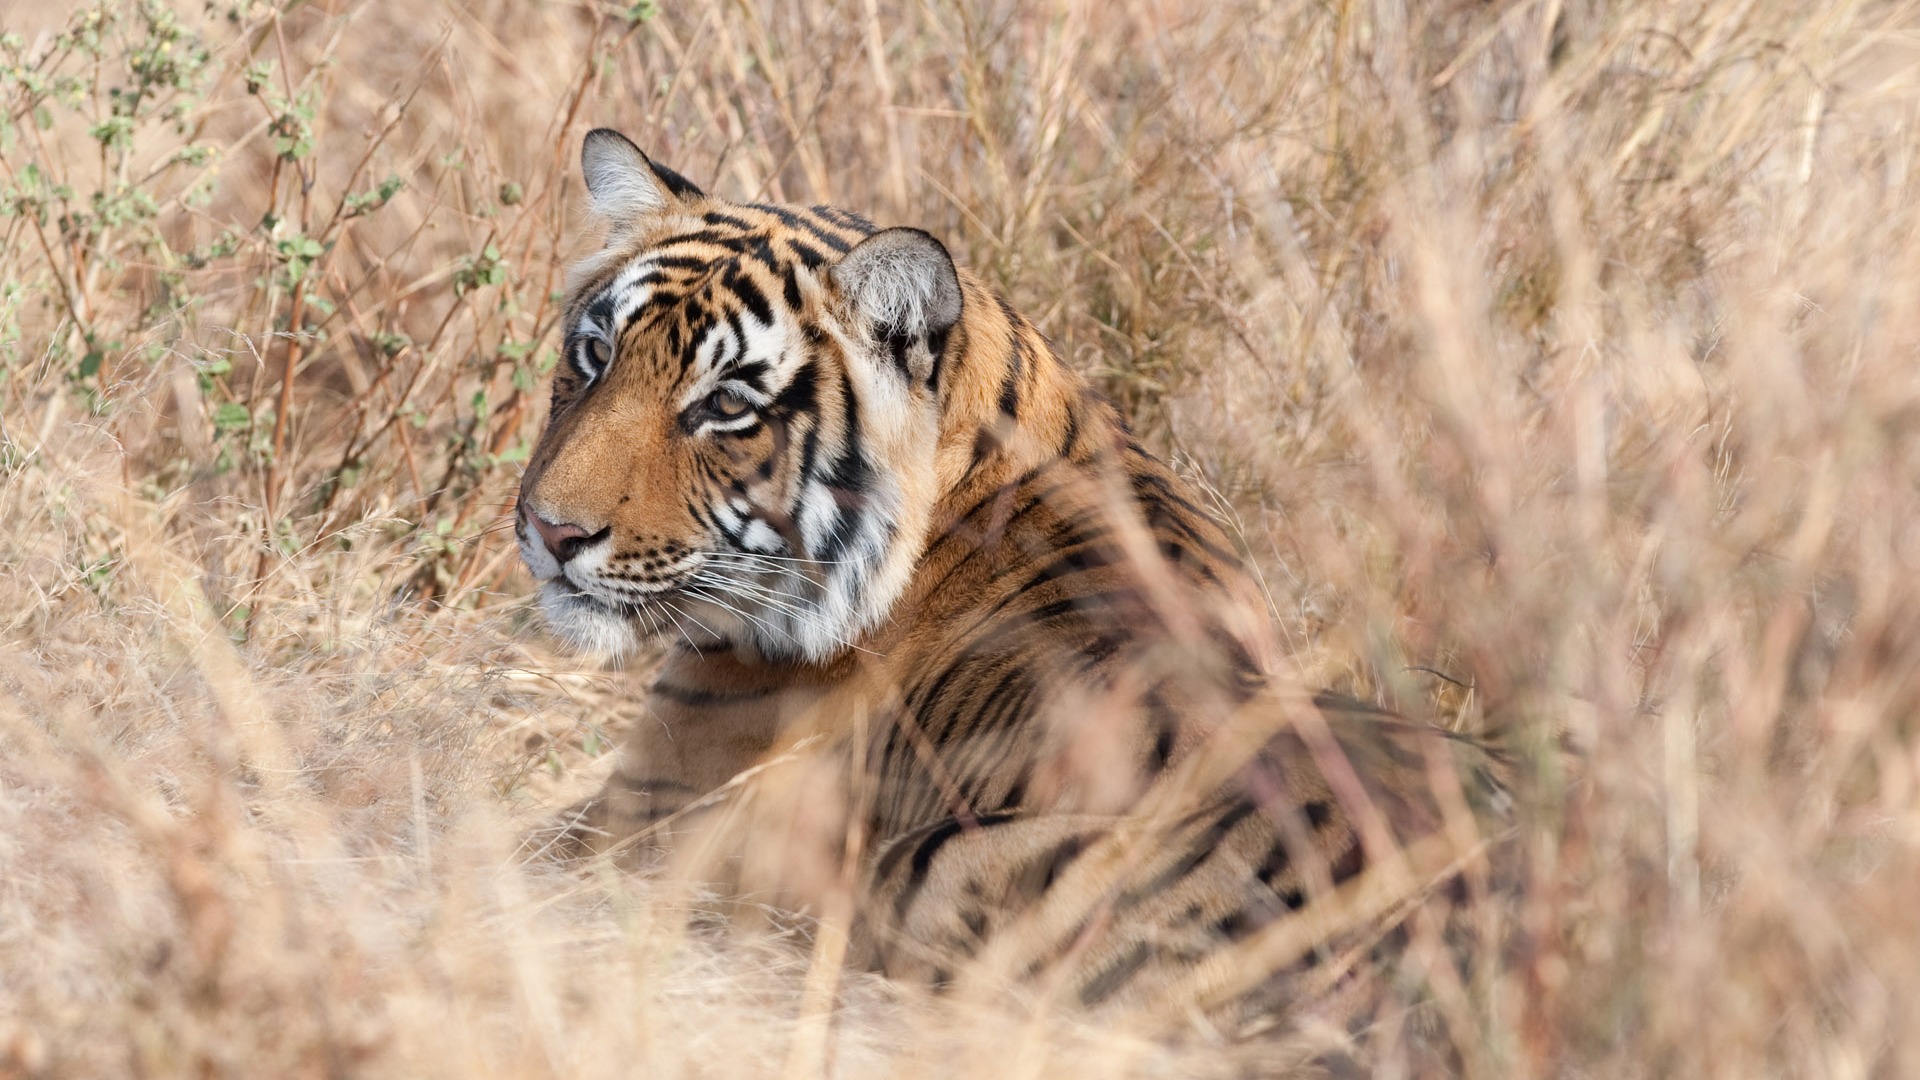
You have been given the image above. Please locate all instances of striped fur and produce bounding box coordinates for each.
[518,130,1510,1030]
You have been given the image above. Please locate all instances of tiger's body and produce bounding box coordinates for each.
[517,129,1507,1028]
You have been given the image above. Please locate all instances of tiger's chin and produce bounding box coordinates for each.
[536,581,643,658]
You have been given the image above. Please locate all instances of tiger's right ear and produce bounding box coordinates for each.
[831,227,963,386]
[580,128,705,225]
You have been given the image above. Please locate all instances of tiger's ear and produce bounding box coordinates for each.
[831,227,962,384]
[580,128,704,225]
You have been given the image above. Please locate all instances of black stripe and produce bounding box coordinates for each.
[1002,767,1030,809]
[1126,467,1211,518]
[968,427,998,470]
[1000,331,1027,417]
[886,330,915,381]
[935,670,1036,809]
[884,812,1025,919]
[994,293,1023,326]
[702,210,759,231]
[945,550,1115,640]
[1059,405,1082,456]
[1018,593,1097,628]
[1141,500,1243,570]
[917,465,1072,591]
[1012,540,1117,597]
[938,463,1057,536]
[746,203,854,252]
[797,423,822,492]
[787,239,827,269]
[997,362,1021,419]
[731,360,771,392]
[683,497,716,533]
[1115,800,1259,909]
[956,684,1042,809]
[649,161,704,199]
[770,358,820,418]
[811,204,878,233]
[1310,691,1399,718]
[1011,832,1094,901]
[727,267,773,326]
[611,274,665,329]
[646,254,719,273]
[819,369,868,490]
[1145,691,1179,773]
[901,652,994,740]
[655,229,741,249]
[926,326,952,377]
[1078,942,1154,1007]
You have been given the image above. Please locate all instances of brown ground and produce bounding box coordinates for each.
[4,1,1920,1076]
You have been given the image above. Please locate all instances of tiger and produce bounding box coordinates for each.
[515,128,1511,1034]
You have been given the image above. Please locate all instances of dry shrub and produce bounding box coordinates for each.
[3,0,1919,1076]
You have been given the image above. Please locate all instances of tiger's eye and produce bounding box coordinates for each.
[707,388,753,420]
[588,338,612,369]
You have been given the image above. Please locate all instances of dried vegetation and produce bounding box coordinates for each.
[3,0,1920,1076]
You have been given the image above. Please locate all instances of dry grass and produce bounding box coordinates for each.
[4,0,1920,1075]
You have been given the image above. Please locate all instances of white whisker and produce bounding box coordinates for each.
[702,553,830,586]
[683,569,878,657]
[651,597,703,650]
[695,572,813,621]
[684,584,801,647]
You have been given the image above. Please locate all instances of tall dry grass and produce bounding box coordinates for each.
[3,0,1919,1075]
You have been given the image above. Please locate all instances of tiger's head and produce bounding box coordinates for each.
[515,129,968,662]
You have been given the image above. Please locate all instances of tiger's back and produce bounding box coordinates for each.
[518,129,1510,1034]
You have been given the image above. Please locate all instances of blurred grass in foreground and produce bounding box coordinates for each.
[3,0,1920,1076]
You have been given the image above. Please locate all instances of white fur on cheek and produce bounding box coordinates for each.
[537,582,639,657]
[520,515,638,657]
[517,517,560,580]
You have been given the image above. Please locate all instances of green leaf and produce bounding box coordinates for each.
[343,175,404,218]
[212,401,250,432]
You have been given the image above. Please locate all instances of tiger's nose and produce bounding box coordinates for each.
[527,511,598,563]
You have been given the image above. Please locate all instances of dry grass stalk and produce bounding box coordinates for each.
[4,0,1920,1076]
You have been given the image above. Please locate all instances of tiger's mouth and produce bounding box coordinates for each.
[545,572,694,618]
[539,560,817,657]
[522,527,851,661]
[536,577,711,656]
